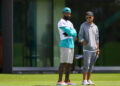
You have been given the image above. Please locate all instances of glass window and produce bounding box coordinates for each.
[13,0,53,67]
[53,0,65,67]
[36,0,53,67]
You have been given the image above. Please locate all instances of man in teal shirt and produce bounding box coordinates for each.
[57,7,77,85]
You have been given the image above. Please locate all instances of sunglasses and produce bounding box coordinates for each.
[86,16,92,19]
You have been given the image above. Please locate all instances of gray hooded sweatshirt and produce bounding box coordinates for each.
[79,22,99,51]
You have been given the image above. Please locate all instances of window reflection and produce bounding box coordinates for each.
[13,0,53,67]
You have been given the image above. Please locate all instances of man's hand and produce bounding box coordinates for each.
[82,40,87,45]
[63,32,68,36]
[96,49,100,56]
[74,38,77,41]
[96,43,100,56]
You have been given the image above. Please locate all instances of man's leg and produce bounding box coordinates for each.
[83,72,87,80]
[82,51,91,85]
[88,52,97,80]
[83,51,90,80]
[82,72,89,85]
[87,72,91,80]
[87,72,94,85]
[65,63,76,85]
[65,48,74,82]
[87,52,96,85]
[58,47,65,81]
[58,63,67,81]
[65,63,72,82]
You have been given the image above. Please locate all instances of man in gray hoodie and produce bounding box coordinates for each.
[79,11,100,85]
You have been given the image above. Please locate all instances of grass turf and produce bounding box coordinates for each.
[0,73,120,86]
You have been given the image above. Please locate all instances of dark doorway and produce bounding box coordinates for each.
[0,1,2,71]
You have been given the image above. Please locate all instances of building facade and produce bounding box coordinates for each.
[0,0,120,73]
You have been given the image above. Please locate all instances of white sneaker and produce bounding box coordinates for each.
[81,80,89,85]
[56,81,68,85]
[87,80,95,85]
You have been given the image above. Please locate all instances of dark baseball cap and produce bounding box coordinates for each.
[86,11,94,16]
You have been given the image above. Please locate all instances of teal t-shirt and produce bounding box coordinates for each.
[59,38,74,48]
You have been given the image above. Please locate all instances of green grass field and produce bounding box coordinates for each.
[0,73,120,86]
